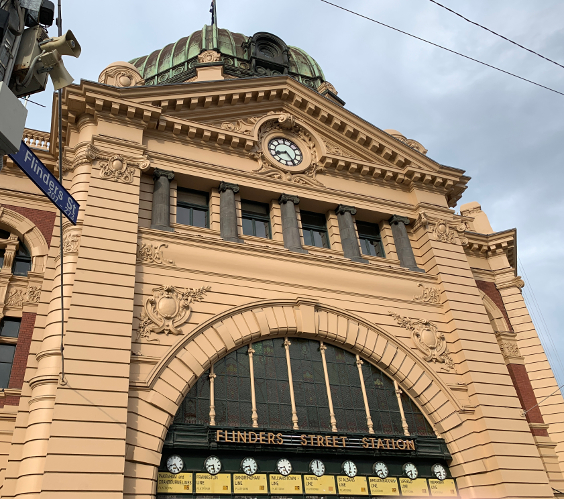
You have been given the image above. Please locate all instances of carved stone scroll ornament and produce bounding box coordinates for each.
[78,145,151,183]
[496,277,525,291]
[198,50,221,63]
[414,284,441,304]
[61,144,98,173]
[5,289,25,308]
[26,286,41,303]
[63,232,80,254]
[413,213,468,246]
[322,138,362,160]
[136,243,175,265]
[221,117,260,135]
[390,312,456,372]
[137,285,211,342]
[249,112,325,187]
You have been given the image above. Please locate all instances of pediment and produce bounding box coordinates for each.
[60,77,469,206]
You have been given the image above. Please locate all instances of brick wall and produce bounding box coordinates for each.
[475,279,513,332]
[506,363,549,436]
[0,312,36,407]
[4,204,56,247]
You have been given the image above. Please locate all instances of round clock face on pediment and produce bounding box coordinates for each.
[268,137,303,167]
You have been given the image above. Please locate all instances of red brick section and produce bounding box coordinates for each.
[3,204,56,247]
[475,279,513,332]
[506,363,549,436]
[0,312,36,407]
[476,280,548,436]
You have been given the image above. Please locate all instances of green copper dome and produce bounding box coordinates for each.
[130,25,326,90]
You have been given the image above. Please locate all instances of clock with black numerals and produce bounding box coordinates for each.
[268,137,303,167]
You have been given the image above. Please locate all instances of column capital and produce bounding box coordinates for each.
[389,215,410,226]
[153,168,174,181]
[218,181,240,194]
[279,193,300,205]
[336,204,357,216]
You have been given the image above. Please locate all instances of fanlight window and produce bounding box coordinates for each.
[174,338,434,437]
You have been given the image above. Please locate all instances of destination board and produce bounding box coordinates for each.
[336,476,369,495]
[429,479,458,497]
[304,475,337,495]
[269,474,303,494]
[157,472,193,494]
[233,474,268,494]
[399,478,430,496]
[368,477,400,496]
[195,473,231,494]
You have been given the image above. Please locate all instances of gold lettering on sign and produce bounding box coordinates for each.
[214,429,414,451]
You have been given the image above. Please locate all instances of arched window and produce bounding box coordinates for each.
[173,338,434,436]
[13,242,31,276]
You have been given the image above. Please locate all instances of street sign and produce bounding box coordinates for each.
[9,140,79,224]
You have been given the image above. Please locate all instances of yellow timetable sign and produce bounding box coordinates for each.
[368,477,400,496]
[233,474,268,494]
[429,479,458,497]
[157,472,193,494]
[304,475,337,495]
[399,478,430,496]
[195,473,232,494]
[269,474,303,494]
[336,476,369,495]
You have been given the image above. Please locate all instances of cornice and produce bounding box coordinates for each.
[464,229,517,269]
[60,77,469,207]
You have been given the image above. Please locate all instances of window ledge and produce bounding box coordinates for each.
[170,223,222,240]
[240,234,285,249]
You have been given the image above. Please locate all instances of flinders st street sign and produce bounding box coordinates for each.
[214,429,416,451]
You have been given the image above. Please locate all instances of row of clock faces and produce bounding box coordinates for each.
[166,455,448,481]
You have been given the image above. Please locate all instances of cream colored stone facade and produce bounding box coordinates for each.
[0,53,562,499]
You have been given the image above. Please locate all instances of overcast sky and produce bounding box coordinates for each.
[23,0,564,387]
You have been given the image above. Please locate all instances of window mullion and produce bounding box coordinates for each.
[355,355,374,434]
[283,338,299,430]
[209,365,216,426]
[394,379,410,436]
[319,341,337,432]
[248,344,259,428]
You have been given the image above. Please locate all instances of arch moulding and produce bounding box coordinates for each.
[0,206,49,273]
[126,299,466,485]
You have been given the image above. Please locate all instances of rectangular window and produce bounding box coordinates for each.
[300,211,330,249]
[0,318,21,338]
[357,221,385,258]
[0,249,4,268]
[0,345,15,389]
[176,188,209,228]
[241,201,271,239]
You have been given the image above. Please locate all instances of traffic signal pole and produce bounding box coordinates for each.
[56,0,65,384]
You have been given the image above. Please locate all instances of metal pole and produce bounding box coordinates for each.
[57,0,65,385]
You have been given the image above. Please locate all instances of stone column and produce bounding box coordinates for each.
[219,182,243,243]
[336,205,367,263]
[388,215,424,272]
[279,194,307,254]
[151,168,174,232]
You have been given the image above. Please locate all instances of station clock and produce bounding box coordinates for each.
[373,461,389,479]
[309,459,325,477]
[432,463,447,481]
[403,462,418,480]
[166,455,183,474]
[241,457,258,476]
[204,455,222,475]
[342,460,358,478]
[276,458,292,476]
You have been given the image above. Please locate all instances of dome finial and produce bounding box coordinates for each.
[210,0,217,26]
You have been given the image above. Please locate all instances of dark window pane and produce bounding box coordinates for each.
[241,201,268,215]
[0,345,15,388]
[303,230,312,246]
[255,221,268,238]
[242,218,254,236]
[0,230,10,239]
[357,221,380,238]
[357,221,384,258]
[301,211,326,227]
[176,205,191,225]
[312,231,323,248]
[0,318,21,338]
[192,209,207,228]
[178,189,208,207]
[13,259,31,276]
[0,249,4,268]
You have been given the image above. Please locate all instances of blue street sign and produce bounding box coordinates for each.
[9,141,79,225]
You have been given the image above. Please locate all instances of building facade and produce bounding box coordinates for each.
[0,24,563,499]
